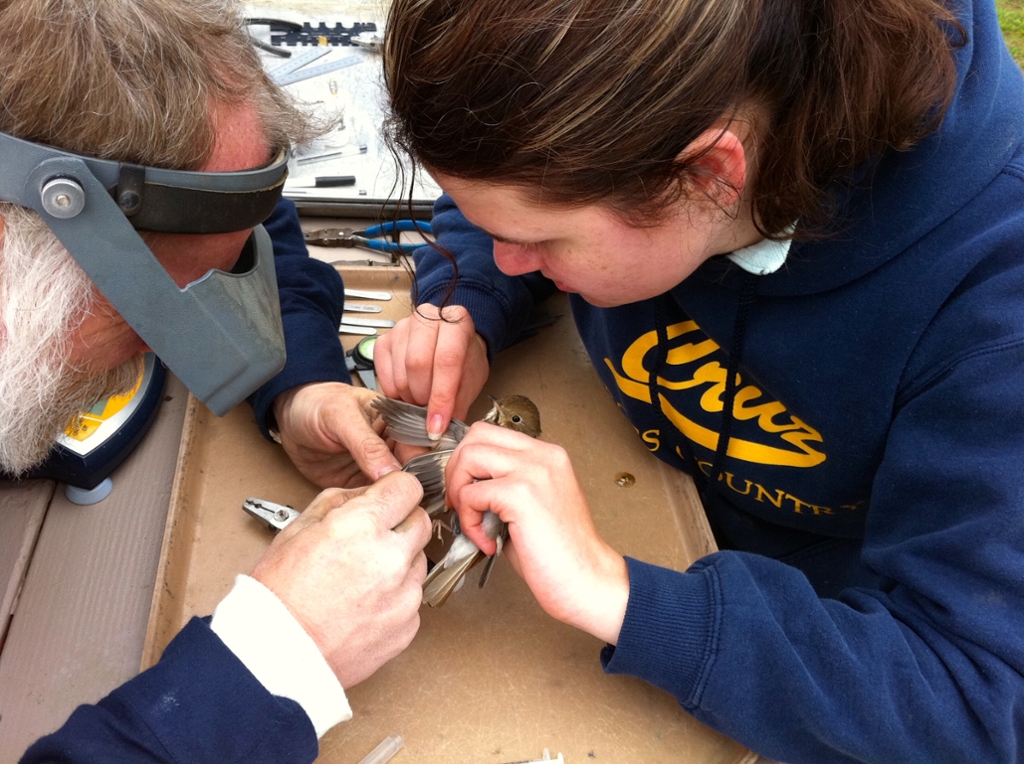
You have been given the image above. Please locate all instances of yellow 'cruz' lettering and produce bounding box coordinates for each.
[605,319,826,468]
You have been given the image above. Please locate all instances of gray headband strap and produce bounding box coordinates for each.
[0,130,290,233]
[108,160,288,233]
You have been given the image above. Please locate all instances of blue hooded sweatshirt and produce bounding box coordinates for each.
[407,2,1024,762]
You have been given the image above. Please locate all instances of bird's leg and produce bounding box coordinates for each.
[431,510,459,540]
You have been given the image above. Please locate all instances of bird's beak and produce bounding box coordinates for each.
[483,395,502,424]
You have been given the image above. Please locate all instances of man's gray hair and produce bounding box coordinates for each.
[0,0,324,473]
[0,0,318,167]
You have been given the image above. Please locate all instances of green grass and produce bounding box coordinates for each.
[997,0,1024,68]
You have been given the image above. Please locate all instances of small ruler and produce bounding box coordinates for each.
[268,48,361,86]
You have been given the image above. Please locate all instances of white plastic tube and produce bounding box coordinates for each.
[357,733,404,764]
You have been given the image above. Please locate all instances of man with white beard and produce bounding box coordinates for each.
[0,205,143,474]
[4,1,432,761]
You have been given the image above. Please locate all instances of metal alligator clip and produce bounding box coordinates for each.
[243,497,300,531]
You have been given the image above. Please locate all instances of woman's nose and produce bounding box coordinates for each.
[492,241,540,276]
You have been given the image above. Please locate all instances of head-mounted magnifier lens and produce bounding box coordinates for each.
[0,130,290,416]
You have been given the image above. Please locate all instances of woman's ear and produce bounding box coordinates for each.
[676,126,748,208]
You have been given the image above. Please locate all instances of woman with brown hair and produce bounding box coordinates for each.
[376,0,1024,761]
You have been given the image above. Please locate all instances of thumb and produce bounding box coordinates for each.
[328,406,402,480]
[278,486,369,539]
[453,493,500,557]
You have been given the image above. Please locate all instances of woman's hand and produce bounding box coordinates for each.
[374,304,489,440]
[444,422,630,645]
[273,382,401,488]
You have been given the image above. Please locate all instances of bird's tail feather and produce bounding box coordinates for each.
[476,528,506,589]
[423,550,482,607]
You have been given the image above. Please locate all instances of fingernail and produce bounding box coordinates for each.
[377,463,400,478]
[427,414,444,441]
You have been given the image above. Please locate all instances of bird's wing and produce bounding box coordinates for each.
[402,449,453,516]
[371,396,468,448]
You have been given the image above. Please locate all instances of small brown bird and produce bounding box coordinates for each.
[371,394,541,606]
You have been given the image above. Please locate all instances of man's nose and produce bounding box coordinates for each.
[492,241,540,276]
[158,229,251,288]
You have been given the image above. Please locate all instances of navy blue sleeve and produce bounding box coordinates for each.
[412,194,555,362]
[247,199,351,439]
[20,618,318,764]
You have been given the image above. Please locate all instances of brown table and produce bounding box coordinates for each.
[142,265,754,764]
[0,258,759,764]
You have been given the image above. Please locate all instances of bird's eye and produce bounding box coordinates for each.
[512,415,522,423]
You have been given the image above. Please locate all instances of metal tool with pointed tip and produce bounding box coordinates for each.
[343,302,382,313]
[339,316,396,329]
[344,288,391,301]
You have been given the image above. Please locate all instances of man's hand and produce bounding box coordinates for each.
[273,382,402,488]
[374,304,490,441]
[250,472,431,689]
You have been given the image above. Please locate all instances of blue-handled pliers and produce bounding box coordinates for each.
[304,220,433,255]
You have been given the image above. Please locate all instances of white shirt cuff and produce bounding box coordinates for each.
[210,574,352,738]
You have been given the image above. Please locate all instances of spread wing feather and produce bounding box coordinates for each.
[371,397,468,449]
[402,449,453,516]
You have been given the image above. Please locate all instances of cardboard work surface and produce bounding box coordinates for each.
[143,265,752,764]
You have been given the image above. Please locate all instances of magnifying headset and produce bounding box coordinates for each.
[0,130,290,416]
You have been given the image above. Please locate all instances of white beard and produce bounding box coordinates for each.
[0,206,141,475]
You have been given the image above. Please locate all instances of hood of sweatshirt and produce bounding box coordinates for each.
[694,0,1024,297]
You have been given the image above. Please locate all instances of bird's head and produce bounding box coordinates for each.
[483,394,542,438]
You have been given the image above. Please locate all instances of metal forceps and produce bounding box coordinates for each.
[304,220,432,257]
